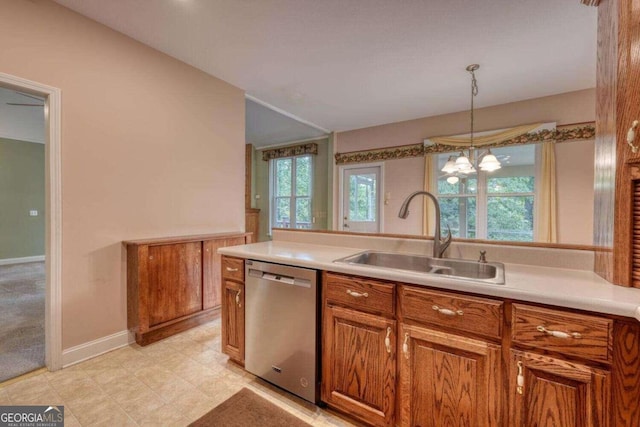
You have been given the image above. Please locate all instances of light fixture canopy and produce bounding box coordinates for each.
[440,64,501,178]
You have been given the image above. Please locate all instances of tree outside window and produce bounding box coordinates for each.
[272,155,312,230]
[435,144,536,242]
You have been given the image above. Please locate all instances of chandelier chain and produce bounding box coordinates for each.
[469,67,478,150]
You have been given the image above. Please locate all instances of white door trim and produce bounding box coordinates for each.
[338,162,385,233]
[0,72,63,371]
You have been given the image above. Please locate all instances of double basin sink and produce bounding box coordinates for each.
[334,250,505,285]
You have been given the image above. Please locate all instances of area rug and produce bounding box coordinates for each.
[0,262,45,383]
[189,388,312,427]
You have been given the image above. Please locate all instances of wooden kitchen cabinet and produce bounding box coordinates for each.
[203,236,247,309]
[221,255,245,363]
[398,284,503,427]
[126,232,251,346]
[398,324,502,427]
[322,272,396,427]
[509,350,610,427]
[147,241,203,326]
[322,304,396,427]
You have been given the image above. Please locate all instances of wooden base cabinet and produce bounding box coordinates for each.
[126,233,251,346]
[221,255,245,363]
[509,350,610,427]
[321,273,397,427]
[322,305,396,427]
[398,324,502,427]
[314,272,640,427]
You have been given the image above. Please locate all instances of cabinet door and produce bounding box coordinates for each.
[221,279,244,363]
[509,350,610,427]
[203,237,245,309]
[322,305,396,427]
[398,324,502,427]
[147,242,202,326]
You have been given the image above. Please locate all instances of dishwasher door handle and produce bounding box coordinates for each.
[249,269,311,288]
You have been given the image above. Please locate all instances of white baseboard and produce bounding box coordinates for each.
[0,255,45,266]
[62,330,135,368]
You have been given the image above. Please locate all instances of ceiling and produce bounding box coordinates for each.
[0,87,45,144]
[53,0,597,133]
[246,98,327,147]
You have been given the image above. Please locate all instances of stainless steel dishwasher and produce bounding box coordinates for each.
[244,259,319,403]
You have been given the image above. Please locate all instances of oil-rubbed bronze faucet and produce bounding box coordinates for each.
[398,190,452,258]
[478,250,487,263]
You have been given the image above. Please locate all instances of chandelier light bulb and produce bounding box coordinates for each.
[441,156,458,173]
[479,152,502,171]
[446,176,459,184]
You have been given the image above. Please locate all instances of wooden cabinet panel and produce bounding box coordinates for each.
[126,232,250,346]
[509,350,610,427]
[221,255,245,282]
[147,242,202,326]
[203,238,245,309]
[401,285,503,340]
[325,272,395,316]
[512,304,613,363]
[399,324,502,427]
[322,305,396,427]
[222,278,245,363]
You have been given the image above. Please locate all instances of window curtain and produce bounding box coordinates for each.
[535,142,558,243]
[426,123,542,148]
[423,154,436,237]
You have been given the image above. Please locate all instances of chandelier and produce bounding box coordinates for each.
[441,64,501,182]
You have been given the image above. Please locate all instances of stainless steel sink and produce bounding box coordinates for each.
[333,250,505,285]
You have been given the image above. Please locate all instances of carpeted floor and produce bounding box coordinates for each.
[0,261,45,382]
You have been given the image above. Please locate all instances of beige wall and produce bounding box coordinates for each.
[335,89,596,244]
[0,0,245,348]
[556,140,595,245]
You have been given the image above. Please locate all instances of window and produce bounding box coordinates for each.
[271,155,312,230]
[435,144,537,242]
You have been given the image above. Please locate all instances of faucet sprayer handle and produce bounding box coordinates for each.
[439,224,453,256]
[441,224,452,243]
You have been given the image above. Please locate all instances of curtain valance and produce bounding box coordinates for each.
[261,143,318,161]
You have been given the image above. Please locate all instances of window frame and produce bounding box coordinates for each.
[433,145,540,241]
[269,154,314,234]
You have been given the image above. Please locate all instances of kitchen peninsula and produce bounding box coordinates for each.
[219,230,640,427]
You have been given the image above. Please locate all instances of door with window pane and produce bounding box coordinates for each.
[272,155,312,230]
[342,166,381,233]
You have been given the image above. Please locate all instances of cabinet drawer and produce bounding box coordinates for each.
[401,286,503,339]
[324,273,394,316]
[222,256,244,281]
[511,304,613,363]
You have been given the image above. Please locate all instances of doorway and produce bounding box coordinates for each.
[339,164,383,233]
[0,72,62,379]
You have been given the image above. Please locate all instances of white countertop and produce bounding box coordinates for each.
[219,241,640,322]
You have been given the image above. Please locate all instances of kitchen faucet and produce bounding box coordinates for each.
[398,190,452,258]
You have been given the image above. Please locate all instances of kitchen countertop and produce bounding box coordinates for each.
[219,241,640,322]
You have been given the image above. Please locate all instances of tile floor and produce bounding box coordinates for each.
[0,317,357,426]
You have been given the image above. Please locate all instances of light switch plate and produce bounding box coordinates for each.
[29,210,38,216]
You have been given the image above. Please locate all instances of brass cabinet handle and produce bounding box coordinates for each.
[432,305,463,317]
[226,267,239,272]
[235,289,242,307]
[536,325,581,339]
[384,327,392,354]
[402,333,409,359]
[346,289,368,298]
[516,361,524,395]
